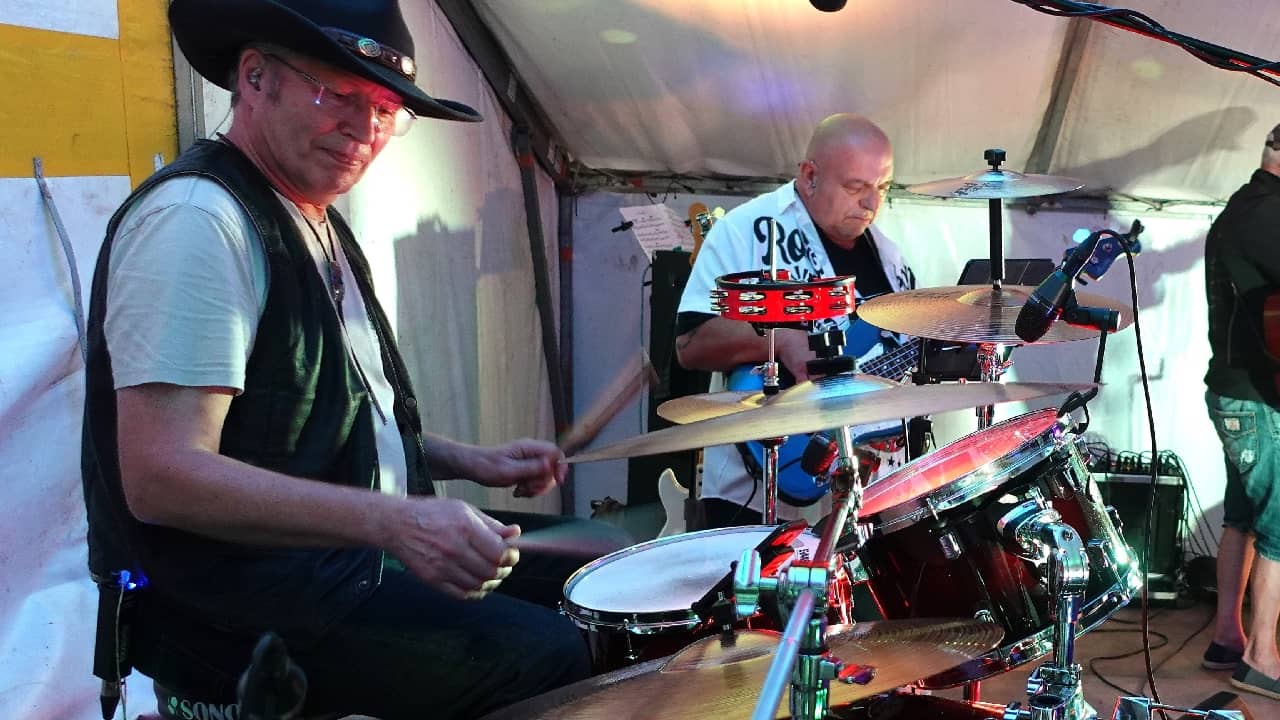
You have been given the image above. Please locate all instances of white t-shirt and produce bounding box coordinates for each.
[106,176,408,496]
[676,181,916,519]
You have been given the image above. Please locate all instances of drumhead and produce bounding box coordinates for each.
[562,526,818,630]
[860,409,1067,530]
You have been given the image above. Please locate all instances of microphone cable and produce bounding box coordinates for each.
[1116,233,1168,711]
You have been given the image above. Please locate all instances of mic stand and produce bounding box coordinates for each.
[1057,290,1119,427]
[740,424,873,720]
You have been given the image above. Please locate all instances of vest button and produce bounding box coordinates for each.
[405,397,418,410]
[357,579,371,591]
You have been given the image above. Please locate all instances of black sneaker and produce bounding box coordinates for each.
[1232,661,1280,700]
[1203,642,1244,670]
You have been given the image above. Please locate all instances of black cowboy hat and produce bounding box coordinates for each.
[169,0,482,123]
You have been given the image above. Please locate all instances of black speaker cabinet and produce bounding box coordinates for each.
[1093,473,1185,602]
[627,251,711,505]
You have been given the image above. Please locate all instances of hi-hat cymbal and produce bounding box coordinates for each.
[857,285,1131,344]
[569,377,1093,463]
[480,619,1003,719]
[907,169,1084,199]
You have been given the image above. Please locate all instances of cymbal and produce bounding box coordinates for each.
[857,285,1131,344]
[480,619,1003,719]
[906,169,1084,199]
[569,377,1094,463]
[657,373,899,425]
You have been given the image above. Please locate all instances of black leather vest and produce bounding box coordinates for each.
[82,139,431,640]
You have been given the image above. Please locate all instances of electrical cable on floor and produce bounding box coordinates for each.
[1087,628,1170,696]
[1145,604,1214,684]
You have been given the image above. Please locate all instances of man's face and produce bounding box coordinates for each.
[801,141,893,248]
[247,51,401,204]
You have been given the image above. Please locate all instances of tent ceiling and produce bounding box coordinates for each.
[473,0,1280,202]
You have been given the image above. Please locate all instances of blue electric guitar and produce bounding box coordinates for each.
[726,331,922,505]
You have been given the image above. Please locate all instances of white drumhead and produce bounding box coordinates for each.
[565,526,818,615]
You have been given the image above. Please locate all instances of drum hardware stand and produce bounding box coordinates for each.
[983,149,1010,290]
[750,326,854,525]
[975,341,1013,429]
[1111,697,1244,720]
[737,423,871,720]
[997,501,1096,720]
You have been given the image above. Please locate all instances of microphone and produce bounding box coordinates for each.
[800,432,837,479]
[1014,231,1103,343]
[809,0,848,10]
[238,632,307,720]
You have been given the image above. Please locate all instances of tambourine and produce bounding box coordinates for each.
[710,270,855,325]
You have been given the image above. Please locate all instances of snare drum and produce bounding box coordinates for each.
[855,409,1141,687]
[561,525,854,672]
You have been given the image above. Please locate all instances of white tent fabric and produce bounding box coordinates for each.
[0,3,559,718]
[477,0,1280,201]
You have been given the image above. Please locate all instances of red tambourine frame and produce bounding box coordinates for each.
[710,270,856,326]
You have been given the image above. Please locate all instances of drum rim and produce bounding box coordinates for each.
[865,409,1071,534]
[561,525,807,631]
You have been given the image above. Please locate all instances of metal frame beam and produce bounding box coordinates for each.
[434,0,575,188]
[1025,18,1093,174]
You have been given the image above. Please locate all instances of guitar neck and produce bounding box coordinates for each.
[858,337,921,381]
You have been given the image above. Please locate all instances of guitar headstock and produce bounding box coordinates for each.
[687,202,710,266]
[686,203,724,266]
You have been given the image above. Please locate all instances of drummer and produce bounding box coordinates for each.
[675,113,919,528]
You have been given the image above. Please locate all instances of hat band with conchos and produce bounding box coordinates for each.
[322,27,416,81]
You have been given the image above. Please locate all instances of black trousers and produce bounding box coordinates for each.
[139,511,632,720]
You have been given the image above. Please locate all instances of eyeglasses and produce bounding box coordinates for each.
[264,53,416,137]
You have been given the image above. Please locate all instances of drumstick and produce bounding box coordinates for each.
[557,350,658,457]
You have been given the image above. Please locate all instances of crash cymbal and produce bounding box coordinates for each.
[480,619,1003,719]
[856,285,1131,344]
[569,378,1094,463]
[657,374,899,425]
[906,169,1084,199]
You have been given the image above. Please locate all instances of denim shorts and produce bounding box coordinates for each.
[1207,390,1280,561]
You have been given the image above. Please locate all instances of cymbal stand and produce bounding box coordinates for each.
[998,501,1096,720]
[738,423,872,720]
[984,148,1009,289]
[975,341,1013,429]
[759,219,785,523]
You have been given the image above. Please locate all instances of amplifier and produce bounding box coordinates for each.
[1093,473,1185,602]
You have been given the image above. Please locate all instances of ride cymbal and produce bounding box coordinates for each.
[480,619,1004,719]
[906,169,1084,199]
[570,377,1094,463]
[856,285,1131,344]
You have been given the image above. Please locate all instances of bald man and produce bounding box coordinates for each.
[675,113,917,528]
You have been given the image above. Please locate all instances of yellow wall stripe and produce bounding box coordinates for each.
[0,23,129,178]
[117,0,177,187]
